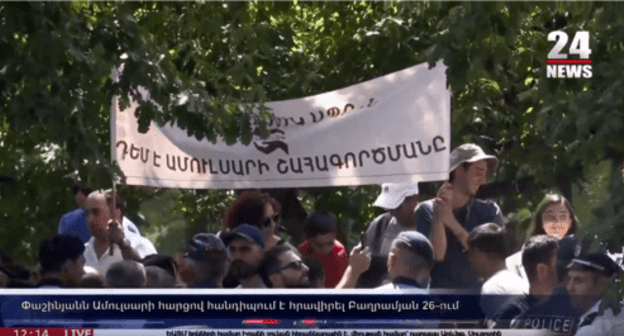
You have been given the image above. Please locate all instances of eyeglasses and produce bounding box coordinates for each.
[278,260,304,272]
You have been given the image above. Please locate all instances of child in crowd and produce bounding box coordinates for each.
[298,211,349,288]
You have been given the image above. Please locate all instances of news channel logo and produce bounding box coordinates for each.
[546,31,592,79]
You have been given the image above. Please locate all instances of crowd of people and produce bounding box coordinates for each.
[0,143,623,335]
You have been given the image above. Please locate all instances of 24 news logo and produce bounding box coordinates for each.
[547,31,592,78]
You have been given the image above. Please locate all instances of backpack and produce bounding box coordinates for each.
[370,212,393,255]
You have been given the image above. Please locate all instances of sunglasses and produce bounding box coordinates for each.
[278,260,304,272]
[262,215,280,228]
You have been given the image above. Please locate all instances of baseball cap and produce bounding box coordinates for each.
[186,233,228,262]
[373,181,419,210]
[223,224,265,249]
[449,144,499,175]
[393,231,434,268]
[567,253,620,278]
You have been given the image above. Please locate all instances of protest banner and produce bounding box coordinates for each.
[112,61,450,189]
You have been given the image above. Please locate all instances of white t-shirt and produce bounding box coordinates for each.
[83,234,157,276]
[480,268,529,318]
[505,250,529,281]
[375,282,429,294]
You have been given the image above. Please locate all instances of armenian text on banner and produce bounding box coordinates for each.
[111,61,450,189]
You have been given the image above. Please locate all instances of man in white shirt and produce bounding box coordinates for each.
[83,191,156,276]
[466,223,528,322]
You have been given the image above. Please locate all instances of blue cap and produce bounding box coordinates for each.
[223,224,265,249]
[393,231,434,268]
[186,233,228,262]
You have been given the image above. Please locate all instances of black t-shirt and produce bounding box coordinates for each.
[492,294,540,328]
[511,288,580,334]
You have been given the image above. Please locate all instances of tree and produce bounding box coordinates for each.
[2,2,624,281]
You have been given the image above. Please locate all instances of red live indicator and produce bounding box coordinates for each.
[302,319,317,326]
[0,329,93,336]
[547,59,592,64]
[243,319,280,325]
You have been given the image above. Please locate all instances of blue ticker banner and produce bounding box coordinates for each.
[0,290,489,329]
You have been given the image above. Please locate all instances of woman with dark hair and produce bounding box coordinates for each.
[506,194,579,280]
[221,190,282,250]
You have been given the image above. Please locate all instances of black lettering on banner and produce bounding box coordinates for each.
[315,155,329,171]
[303,157,314,172]
[402,143,418,159]
[130,143,140,160]
[153,151,161,167]
[417,141,432,155]
[166,154,176,171]
[269,117,280,128]
[258,160,270,175]
[344,152,358,168]
[290,158,303,174]
[387,146,401,162]
[245,160,256,175]
[281,118,289,127]
[358,150,370,166]
[329,154,344,169]
[290,117,305,126]
[231,160,244,176]
[367,98,377,107]
[342,103,355,116]
[202,159,218,175]
[372,148,386,164]
[116,141,128,160]
[190,158,201,173]
[433,135,446,152]
[277,159,288,174]
[140,148,149,163]
[177,156,188,172]
[311,110,324,123]
[219,160,230,175]
[327,107,340,117]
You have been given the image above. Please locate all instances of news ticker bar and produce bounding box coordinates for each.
[0,329,553,336]
[0,294,490,322]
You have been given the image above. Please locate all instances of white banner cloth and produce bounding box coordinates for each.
[112,61,450,189]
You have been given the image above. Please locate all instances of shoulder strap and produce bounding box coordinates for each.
[371,213,393,255]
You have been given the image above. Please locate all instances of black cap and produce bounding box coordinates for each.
[567,253,620,278]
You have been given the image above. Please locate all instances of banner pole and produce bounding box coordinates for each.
[110,96,118,256]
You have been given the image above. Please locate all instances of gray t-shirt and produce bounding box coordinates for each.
[415,198,504,291]
[364,214,418,257]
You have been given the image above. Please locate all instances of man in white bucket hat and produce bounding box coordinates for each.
[364,181,421,259]
[415,143,504,291]
[349,181,420,287]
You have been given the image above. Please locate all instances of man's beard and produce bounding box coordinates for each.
[229,260,258,280]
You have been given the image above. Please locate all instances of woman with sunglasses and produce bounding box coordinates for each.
[221,190,285,250]
[506,194,579,280]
